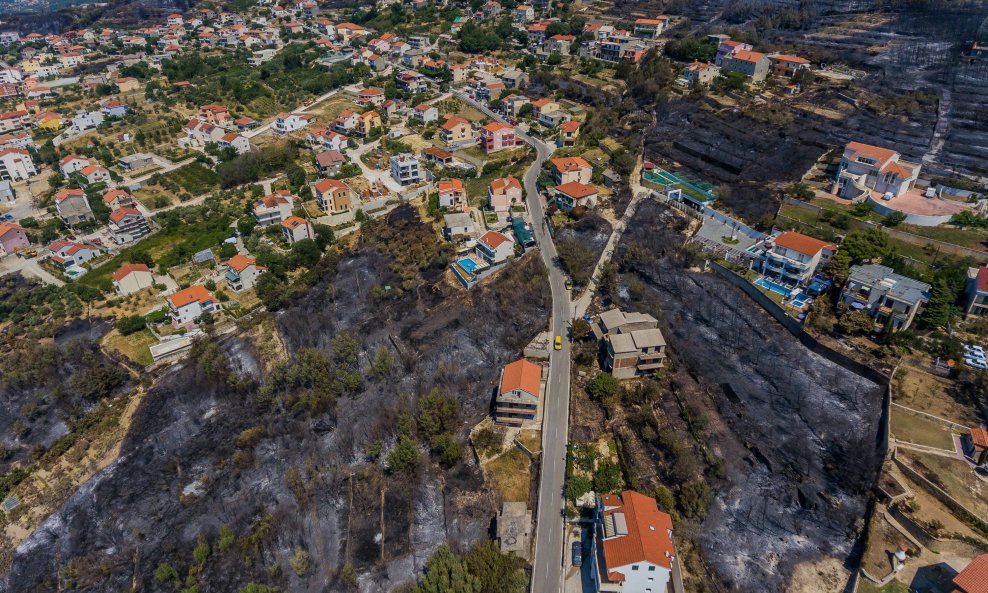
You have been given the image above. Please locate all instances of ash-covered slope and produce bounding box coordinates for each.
[2,207,550,593]
[614,201,883,591]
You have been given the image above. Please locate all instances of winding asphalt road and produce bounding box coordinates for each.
[453,91,571,593]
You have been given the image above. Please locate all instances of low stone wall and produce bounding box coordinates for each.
[893,452,988,538]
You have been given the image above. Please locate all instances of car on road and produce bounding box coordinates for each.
[565,280,573,290]
[572,541,582,567]
[0,214,13,221]
[554,335,562,350]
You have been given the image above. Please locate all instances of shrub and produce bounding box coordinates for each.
[116,315,147,336]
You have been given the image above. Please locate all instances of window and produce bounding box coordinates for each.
[632,565,639,571]
[648,566,656,572]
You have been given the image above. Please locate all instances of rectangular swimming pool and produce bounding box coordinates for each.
[458,258,478,273]
[754,277,792,298]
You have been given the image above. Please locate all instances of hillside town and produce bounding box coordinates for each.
[1,0,988,592]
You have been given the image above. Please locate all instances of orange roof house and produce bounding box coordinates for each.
[953,554,988,593]
[597,490,676,587]
[495,358,542,425]
[113,262,151,282]
[772,231,836,257]
[167,285,213,309]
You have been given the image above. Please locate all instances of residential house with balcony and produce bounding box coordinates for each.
[411,103,438,123]
[272,112,315,134]
[59,154,93,176]
[558,120,580,147]
[0,148,37,181]
[546,34,575,55]
[591,490,676,593]
[840,264,930,330]
[225,254,266,292]
[310,128,349,152]
[48,239,104,268]
[108,207,150,243]
[355,87,386,107]
[440,115,474,145]
[721,50,770,82]
[423,146,456,167]
[437,179,465,210]
[167,284,218,325]
[513,4,534,23]
[749,231,836,287]
[682,62,719,87]
[553,181,598,210]
[198,103,230,126]
[551,156,592,185]
[390,153,422,185]
[281,216,314,243]
[218,132,250,154]
[356,110,382,136]
[633,17,668,39]
[313,178,353,213]
[102,189,135,210]
[494,358,542,426]
[965,266,988,319]
[591,308,666,379]
[769,54,810,78]
[79,164,111,186]
[476,230,514,264]
[54,188,93,225]
[488,176,523,212]
[480,122,518,153]
[715,38,752,66]
[833,141,921,200]
[253,190,294,225]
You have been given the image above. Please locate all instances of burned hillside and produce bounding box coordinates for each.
[2,207,550,593]
[0,329,129,479]
[607,201,884,591]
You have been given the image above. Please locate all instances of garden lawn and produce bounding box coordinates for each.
[889,408,955,450]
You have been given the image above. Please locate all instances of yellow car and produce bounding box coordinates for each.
[554,335,562,350]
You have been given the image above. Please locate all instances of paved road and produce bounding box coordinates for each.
[454,91,571,593]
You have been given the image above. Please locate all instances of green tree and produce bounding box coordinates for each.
[566,475,592,501]
[116,315,147,336]
[412,545,481,593]
[593,461,622,493]
[679,479,711,520]
[416,388,460,439]
[386,435,421,475]
[463,541,527,593]
[918,276,959,330]
[587,372,619,400]
[882,211,907,227]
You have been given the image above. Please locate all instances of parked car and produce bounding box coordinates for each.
[571,541,582,567]
[964,344,985,357]
[964,355,988,370]
[565,279,573,290]
[554,335,562,350]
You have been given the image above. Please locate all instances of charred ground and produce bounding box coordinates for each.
[575,200,884,592]
[2,207,550,593]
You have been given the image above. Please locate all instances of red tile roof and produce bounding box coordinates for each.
[599,491,675,574]
[551,156,591,172]
[559,120,581,133]
[954,554,988,593]
[731,49,767,62]
[0,222,24,238]
[480,230,511,250]
[109,207,141,223]
[226,254,256,273]
[555,181,597,199]
[113,262,150,282]
[845,142,897,168]
[482,121,513,133]
[976,267,988,294]
[970,427,988,450]
[55,188,85,203]
[437,179,463,193]
[773,231,836,256]
[281,216,310,230]
[500,359,541,397]
[167,285,213,308]
[490,176,522,193]
[314,178,348,194]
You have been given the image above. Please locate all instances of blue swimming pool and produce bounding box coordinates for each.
[458,258,478,273]
[791,292,812,308]
[754,277,792,297]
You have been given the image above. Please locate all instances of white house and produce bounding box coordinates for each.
[0,148,37,181]
[834,141,921,200]
[593,490,676,593]
[476,230,514,264]
[411,103,439,123]
[273,112,316,133]
[254,190,295,225]
[167,285,218,325]
[218,132,251,154]
[47,239,103,267]
[224,254,265,292]
[59,154,93,176]
[281,216,314,243]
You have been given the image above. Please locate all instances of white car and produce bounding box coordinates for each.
[964,344,985,357]
[964,355,988,370]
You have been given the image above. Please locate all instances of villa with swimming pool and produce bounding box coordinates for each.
[747,231,836,288]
